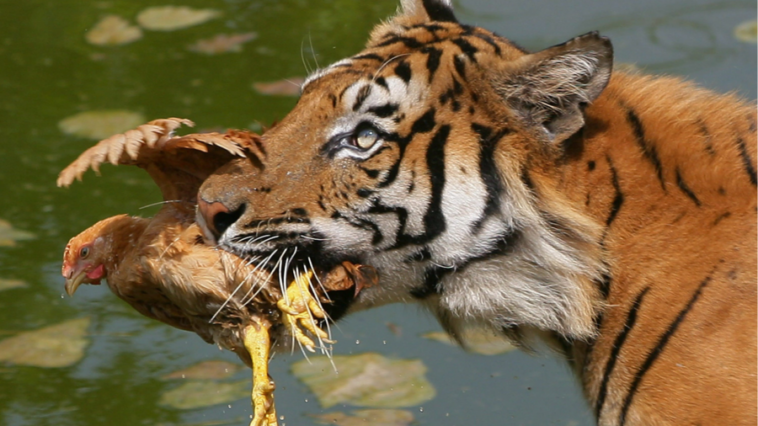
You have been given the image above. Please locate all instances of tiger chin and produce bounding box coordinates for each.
[196,0,757,424]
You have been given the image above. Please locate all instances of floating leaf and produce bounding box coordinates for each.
[734,20,757,43]
[162,360,243,380]
[159,380,249,410]
[422,331,456,345]
[59,110,146,140]
[0,218,35,247]
[310,409,414,426]
[423,329,517,356]
[137,6,220,31]
[0,318,90,368]
[86,15,143,46]
[188,32,257,55]
[252,77,305,96]
[292,352,435,409]
[0,279,26,292]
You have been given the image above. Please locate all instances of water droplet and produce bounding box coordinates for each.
[355,340,360,345]
[60,293,65,299]
[304,398,308,403]
[419,407,424,412]
[382,340,386,344]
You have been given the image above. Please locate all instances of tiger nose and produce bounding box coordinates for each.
[197,196,247,239]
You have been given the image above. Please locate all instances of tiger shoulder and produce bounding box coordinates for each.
[195,0,757,424]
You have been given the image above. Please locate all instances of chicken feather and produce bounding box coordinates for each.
[59,118,373,426]
[59,118,286,365]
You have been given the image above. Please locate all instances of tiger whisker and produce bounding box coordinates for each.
[238,249,277,299]
[285,263,297,356]
[430,261,456,269]
[240,277,270,308]
[293,265,315,359]
[239,263,275,307]
[212,253,267,319]
[300,37,312,79]
[157,233,184,261]
[236,233,276,248]
[372,54,410,84]
[209,251,264,323]
[308,31,320,71]
[280,249,297,305]
[305,263,333,357]
[138,199,187,209]
[210,251,276,322]
[268,340,278,363]
[295,264,324,354]
[253,235,280,250]
[274,249,290,304]
[308,257,332,303]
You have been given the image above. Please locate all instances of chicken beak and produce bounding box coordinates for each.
[64,271,87,296]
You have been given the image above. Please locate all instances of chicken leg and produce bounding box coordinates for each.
[244,318,277,426]
[276,270,333,351]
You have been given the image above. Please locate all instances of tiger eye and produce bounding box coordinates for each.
[354,128,379,150]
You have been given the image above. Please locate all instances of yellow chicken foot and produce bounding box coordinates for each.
[243,320,278,426]
[276,270,334,351]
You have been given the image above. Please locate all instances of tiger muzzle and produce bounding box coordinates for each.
[196,196,247,241]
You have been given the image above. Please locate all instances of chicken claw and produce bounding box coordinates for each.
[277,271,333,351]
[244,319,278,426]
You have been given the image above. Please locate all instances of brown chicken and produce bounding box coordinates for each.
[58,118,357,426]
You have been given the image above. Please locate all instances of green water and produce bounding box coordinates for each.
[0,0,754,425]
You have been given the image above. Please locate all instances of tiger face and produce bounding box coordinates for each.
[198,0,610,340]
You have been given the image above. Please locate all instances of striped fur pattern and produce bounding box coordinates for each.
[197,1,757,424]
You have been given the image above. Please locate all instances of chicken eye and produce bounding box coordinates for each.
[353,128,380,150]
[80,247,90,258]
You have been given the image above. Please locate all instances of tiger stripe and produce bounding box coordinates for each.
[421,124,450,242]
[618,274,711,425]
[697,120,716,156]
[595,287,650,420]
[424,46,443,81]
[196,1,757,424]
[626,107,666,191]
[675,167,701,206]
[736,134,757,186]
[604,155,624,228]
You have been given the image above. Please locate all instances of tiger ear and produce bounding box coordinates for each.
[492,32,613,144]
[398,0,457,23]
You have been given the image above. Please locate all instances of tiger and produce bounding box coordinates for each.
[195,0,757,424]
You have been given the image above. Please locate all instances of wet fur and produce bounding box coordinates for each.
[197,1,757,424]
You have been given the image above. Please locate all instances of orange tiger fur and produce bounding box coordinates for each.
[197,1,757,424]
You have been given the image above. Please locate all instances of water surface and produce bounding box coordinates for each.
[0,0,754,425]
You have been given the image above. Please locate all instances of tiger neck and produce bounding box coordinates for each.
[537,71,756,370]
[546,72,755,301]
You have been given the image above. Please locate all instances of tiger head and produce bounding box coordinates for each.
[198,0,611,341]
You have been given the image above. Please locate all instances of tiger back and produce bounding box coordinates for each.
[197,1,757,424]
